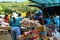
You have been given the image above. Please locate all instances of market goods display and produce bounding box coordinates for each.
[18,29,39,40]
[21,18,41,27]
[20,18,30,27]
[0,17,57,40]
[20,18,41,32]
[18,18,52,40]
[0,21,10,30]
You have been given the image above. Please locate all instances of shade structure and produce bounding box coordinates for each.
[28,0,60,15]
[29,0,60,8]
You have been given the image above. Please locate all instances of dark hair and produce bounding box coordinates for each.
[4,14,8,19]
[31,16,35,20]
[13,17,16,23]
[45,15,49,18]
[26,11,32,16]
[0,16,2,18]
[18,14,21,17]
[5,14,8,17]
[38,18,44,25]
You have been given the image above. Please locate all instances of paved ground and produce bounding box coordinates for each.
[0,34,11,40]
[0,29,60,40]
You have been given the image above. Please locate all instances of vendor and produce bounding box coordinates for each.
[9,12,22,40]
[4,13,9,23]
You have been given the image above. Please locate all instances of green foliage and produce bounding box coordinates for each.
[0,2,39,15]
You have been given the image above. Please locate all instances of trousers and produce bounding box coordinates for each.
[11,27,21,40]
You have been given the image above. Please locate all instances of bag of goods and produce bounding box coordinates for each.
[0,21,10,30]
[1,22,9,27]
[34,22,41,27]
[28,20,34,27]
[32,20,41,27]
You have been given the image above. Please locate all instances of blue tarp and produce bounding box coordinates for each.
[30,0,60,8]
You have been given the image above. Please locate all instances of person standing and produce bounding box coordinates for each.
[54,13,59,32]
[44,15,51,26]
[9,12,22,40]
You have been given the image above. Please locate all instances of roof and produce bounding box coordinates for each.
[29,0,60,8]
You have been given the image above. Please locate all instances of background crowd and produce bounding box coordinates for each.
[0,10,60,40]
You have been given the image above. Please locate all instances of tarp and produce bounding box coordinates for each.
[30,0,60,8]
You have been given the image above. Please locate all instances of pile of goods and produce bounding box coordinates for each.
[20,18,41,31]
[18,25,50,40]
[0,18,10,29]
[21,18,41,27]
[18,26,57,40]
[18,29,39,40]
[0,18,10,35]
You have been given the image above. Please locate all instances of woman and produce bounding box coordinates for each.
[4,13,9,23]
[9,12,22,40]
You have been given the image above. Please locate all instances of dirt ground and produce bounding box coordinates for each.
[0,34,11,40]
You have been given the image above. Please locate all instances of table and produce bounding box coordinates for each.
[0,26,11,30]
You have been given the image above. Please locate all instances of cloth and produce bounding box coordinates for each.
[11,27,21,40]
[39,32,46,36]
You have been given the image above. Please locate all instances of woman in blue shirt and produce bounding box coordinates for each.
[9,13,22,40]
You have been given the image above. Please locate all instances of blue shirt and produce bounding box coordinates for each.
[9,17,22,27]
[44,18,51,26]
[54,16,59,27]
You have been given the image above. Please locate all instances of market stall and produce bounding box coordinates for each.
[0,17,57,40]
[17,18,57,40]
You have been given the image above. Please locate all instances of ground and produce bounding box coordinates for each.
[0,30,60,40]
[0,34,11,40]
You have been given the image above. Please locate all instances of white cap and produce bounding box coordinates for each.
[12,12,18,18]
